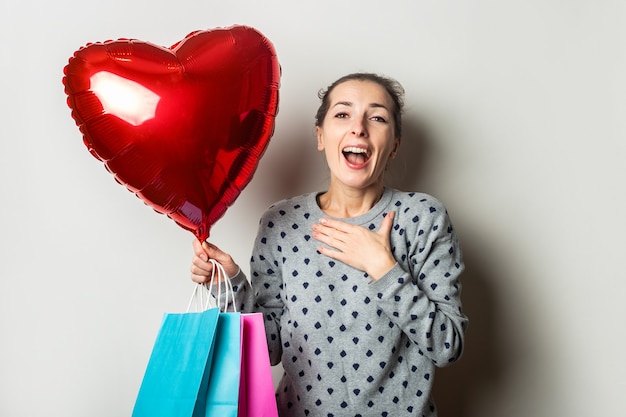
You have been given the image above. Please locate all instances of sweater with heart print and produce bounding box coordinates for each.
[224,187,468,417]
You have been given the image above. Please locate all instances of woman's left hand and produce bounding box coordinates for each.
[312,211,397,281]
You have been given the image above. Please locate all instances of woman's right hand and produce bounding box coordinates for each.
[191,239,241,284]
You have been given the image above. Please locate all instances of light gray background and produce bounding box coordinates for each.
[1,1,624,416]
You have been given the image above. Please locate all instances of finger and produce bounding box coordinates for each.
[314,219,354,244]
[191,259,214,283]
[200,241,240,278]
[202,241,226,260]
[378,211,396,236]
[191,271,209,284]
[316,244,344,261]
[192,238,208,261]
[201,242,232,268]
[315,234,345,252]
[191,254,213,274]
[312,224,347,250]
[318,217,353,233]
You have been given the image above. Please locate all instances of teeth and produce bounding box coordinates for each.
[343,147,368,154]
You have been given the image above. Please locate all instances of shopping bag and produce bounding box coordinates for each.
[133,261,233,417]
[204,259,242,417]
[205,311,241,417]
[132,307,220,417]
[238,313,279,417]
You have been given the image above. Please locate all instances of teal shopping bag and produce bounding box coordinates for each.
[205,312,241,417]
[132,307,220,417]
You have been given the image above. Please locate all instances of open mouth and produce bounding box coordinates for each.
[342,146,371,166]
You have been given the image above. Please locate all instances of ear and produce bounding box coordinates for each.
[316,126,325,151]
[390,138,401,159]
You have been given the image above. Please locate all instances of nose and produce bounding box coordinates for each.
[351,116,367,137]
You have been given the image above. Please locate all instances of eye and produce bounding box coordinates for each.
[334,112,349,119]
[370,115,387,123]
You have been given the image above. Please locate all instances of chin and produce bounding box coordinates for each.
[336,174,383,190]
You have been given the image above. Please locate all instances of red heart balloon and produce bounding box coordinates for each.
[63,26,280,241]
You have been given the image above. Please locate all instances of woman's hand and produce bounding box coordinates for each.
[312,211,397,281]
[191,239,240,284]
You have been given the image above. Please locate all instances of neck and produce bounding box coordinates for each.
[318,182,385,218]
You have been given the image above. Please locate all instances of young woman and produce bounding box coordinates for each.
[191,73,468,416]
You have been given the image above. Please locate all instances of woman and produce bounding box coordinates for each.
[191,73,468,416]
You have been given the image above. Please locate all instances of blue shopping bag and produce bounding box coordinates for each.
[133,260,243,417]
[205,312,241,417]
[132,307,220,417]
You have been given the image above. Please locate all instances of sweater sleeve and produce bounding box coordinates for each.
[248,214,286,366]
[369,203,468,367]
[211,228,284,366]
[214,269,255,313]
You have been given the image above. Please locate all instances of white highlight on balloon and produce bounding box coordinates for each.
[90,71,160,126]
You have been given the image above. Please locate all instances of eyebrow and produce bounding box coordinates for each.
[332,101,390,110]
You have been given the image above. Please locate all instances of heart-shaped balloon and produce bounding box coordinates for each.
[63,26,280,241]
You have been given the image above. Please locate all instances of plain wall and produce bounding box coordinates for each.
[1,1,624,416]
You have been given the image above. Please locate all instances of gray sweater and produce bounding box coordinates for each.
[227,187,467,416]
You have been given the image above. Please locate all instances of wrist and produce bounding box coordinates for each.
[368,257,397,281]
[226,265,241,279]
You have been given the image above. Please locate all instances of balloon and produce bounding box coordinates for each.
[63,26,280,241]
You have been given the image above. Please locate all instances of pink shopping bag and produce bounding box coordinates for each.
[238,313,278,417]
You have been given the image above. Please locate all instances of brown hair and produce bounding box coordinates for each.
[314,73,405,139]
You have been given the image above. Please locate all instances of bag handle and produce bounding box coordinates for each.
[186,260,238,313]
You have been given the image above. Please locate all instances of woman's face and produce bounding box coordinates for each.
[316,80,400,191]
